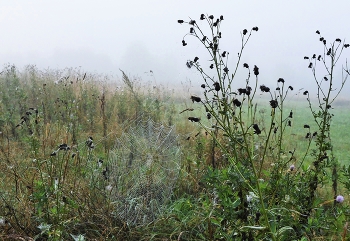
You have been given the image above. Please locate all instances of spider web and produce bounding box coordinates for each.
[108,118,181,225]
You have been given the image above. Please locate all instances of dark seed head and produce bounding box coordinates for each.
[335,38,341,42]
[213,82,220,91]
[223,67,229,73]
[220,15,224,20]
[200,14,205,20]
[190,96,201,103]
[210,64,214,69]
[344,44,350,48]
[222,51,227,57]
[253,65,259,76]
[177,20,184,24]
[277,78,285,83]
[304,124,310,128]
[288,86,293,90]
[201,84,205,88]
[202,36,207,42]
[252,26,259,31]
[208,15,214,20]
[308,63,313,68]
[260,85,270,92]
[233,99,241,107]
[269,99,278,108]
[243,29,248,35]
[189,20,196,25]
[252,124,261,134]
[303,90,309,95]
[188,117,200,122]
[316,30,320,34]
[182,40,187,46]
[194,57,199,62]
[304,56,309,59]
[243,63,249,68]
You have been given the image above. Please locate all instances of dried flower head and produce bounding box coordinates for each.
[288,86,293,90]
[253,65,259,76]
[252,124,261,134]
[308,63,313,68]
[252,26,259,31]
[210,64,214,69]
[222,51,227,57]
[316,30,320,34]
[178,20,184,24]
[304,124,310,128]
[194,56,199,62]
[189,20,196,25]
[344,44,350,48]
[202,36,207,42]
[201,84,205,88]
[260,85,270,92]
[223,67,229,73]
[335,38,341,42]
[243,29,248,35]
[213,82,220,91]
[208,15,214,20]
[243,63,249,68]
[303,90,309,95]
[182,40,187,46]
[200,14,205,20]
[304,56,309,59]
[277,78,285,83]
[233,99,241,107]
[220,15,224,20]
[190,96,201,103]
[188,117,200,122]
[290,164,295,171]
[269,99,278,108]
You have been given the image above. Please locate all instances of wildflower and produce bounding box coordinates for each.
[222,51,227,57]
[277,78,285,83]
[253,65,259,76]
[201,84,205,88]
[189,20,196,25]
[303,90,309,95]
[223,67,229,73]
[190,96,201,103]
[213,82,220,91]
[243,29,248,35]
[208,15,214,20]
[316,30,320,34]
[335,38,341,42]
[269,99,278,108]
[290,164,295,171]
[233,99,242,107]
[252,124,261,134]
[188,117,200,122]
[194,56,199,62]
[260,85,270,92]
[336,195,344,203]
[243,63,249,68]
[200,14,205,20]
[182,40,187,46]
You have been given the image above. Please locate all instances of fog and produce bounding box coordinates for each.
[1,0,350,98]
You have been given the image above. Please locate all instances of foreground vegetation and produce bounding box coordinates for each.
[1,14,350,240]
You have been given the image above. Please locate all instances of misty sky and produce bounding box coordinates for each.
[1,0,350,96]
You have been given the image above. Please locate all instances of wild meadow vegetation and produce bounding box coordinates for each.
[1,14,350,240]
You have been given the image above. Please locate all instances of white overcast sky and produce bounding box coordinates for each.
[1,0,350,96]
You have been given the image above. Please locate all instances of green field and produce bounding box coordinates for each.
[0,65,350,240]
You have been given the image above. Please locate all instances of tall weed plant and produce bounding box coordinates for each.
[178,14,350,240]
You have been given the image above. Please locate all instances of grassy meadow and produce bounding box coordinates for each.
[0,64,350,240]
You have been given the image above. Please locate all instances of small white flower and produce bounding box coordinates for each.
[106,185,112,191]
[0,217,5,226]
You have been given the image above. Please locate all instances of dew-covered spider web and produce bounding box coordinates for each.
[108,118,181,225]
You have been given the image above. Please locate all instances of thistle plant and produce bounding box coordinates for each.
[178,14,350,240]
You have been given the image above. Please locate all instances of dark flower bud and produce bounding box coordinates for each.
[320,37,324,41]
[344,44,350,48]
[260,85,270,92]
[190,96,201,103]
[213,43,218,51]
[317,55,321,61]
[243,63,249,68]
[274,127,278,134]
[213,20,218,27]
[233,99,241,107]
[243,29,248,35]
[194,56,199,62]
[190,27,194,33]
[305,132,310,138]
[207,113,211,119]
[188,117,200,122]
[252,124,261,134]
[326,104,331,109]
[316,30,320,34]
[323,39,326,45]
[304,56,309,59]
[308,63,313,68]
[218,32,222,38]
[202,36,207,42]
[238,88,246,95]
[276,87,280,90]
[313,132,317,137]
[304,124,310,128]
[182,40,187,46]
[246,86,252,96]
[327,48,331,55]
[312,54,316,59]
[213,82,220,91]
[201,84,205,88]
[269,99,278,108]
[253,65,259,76]
[220,15,224,20]
[189,20,196,25]
[303,90,308,95]
[335,38,341,42]
[289,110,293,118]
[223,67,229,73]
[186,61,193,68]
[222,51,227,57]
[50,151,57,157]
[277,78,285,83]
[252,26,259,31]
[178,20,184,24]
[288,86,293,90]
[208,15,214,20]
[210,64,214,69]
[324,76,328,81]
[200,14,205,20]
[288,120,292,126]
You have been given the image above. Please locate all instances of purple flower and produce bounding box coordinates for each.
[336,195,344,203]
[289,164,295,171]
